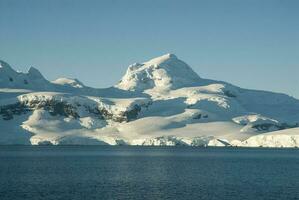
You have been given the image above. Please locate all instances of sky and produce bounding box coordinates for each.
[0,0,298,98]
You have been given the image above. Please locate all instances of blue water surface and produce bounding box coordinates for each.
[0,146,298,200]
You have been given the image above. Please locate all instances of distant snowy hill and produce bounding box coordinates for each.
[0,54,299,147]
[0,60,51,90]
[52,77,86,89]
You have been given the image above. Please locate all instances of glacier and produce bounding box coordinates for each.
[0,54,299,147]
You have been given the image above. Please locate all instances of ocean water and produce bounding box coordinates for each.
[0,146,298,200]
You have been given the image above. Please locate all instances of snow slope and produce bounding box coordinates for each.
[232,128,299,148]
[0,54,298,147]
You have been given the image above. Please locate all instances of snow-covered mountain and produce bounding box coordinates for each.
[1,54,299,147]
[0,60,50,90]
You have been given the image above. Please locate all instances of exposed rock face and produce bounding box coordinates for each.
[0,103,30,120]
[0,100,81,120]
[0,93,151,123]
[233,114,298,133]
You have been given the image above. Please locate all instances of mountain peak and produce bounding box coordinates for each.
[116,54,201,91]
[28,67,45,79]
[145,53,178,65]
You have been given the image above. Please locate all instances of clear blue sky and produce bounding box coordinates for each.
[0,0,298,97]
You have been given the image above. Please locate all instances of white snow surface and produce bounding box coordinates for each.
[116,54,202,91]
[52,78,85,88]
[0,54,299,147]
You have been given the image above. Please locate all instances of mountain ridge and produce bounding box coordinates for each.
[0,54,298,147]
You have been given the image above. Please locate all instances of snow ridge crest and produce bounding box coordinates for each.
[116,53,202,91]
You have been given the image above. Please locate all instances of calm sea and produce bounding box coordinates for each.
[0,146,298,200]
